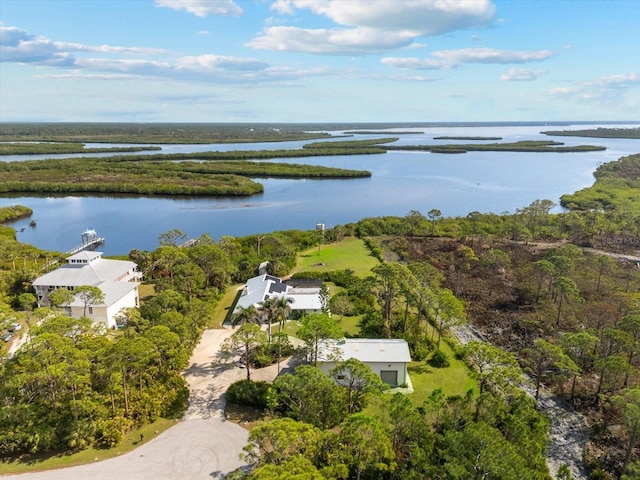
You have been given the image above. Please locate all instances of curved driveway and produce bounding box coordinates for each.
[5,327,285,480]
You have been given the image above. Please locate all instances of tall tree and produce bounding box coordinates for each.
[158,228,187,247]
[463,341,522,420]
[611,388,640,476]
[595,255,614,292]
[337,413,395,480]
[268,365,347,429]
[220,323,268,380]
[427,209,442,237]
[242,417,325,468]
[532,260,555,302]
[47,288,74,310]
[561,331,599,401]
[371,262,414,338]
[329,358,387,413]
[523,339,579,402]
[74,285,104,317]
[232,305,262,328]
[259,296,293,341]
[296,313,343,365]
[551,276,581,326]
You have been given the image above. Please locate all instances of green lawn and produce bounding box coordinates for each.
[407,339,478,405]
[291,237,380,277]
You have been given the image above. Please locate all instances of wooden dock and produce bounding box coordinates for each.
[66,236,105,255]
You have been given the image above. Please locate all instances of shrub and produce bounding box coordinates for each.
[226,379,270,409]
[429,351,450,368]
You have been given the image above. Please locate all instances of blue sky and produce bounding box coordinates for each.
[1,0,638,123]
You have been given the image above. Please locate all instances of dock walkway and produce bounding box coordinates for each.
[66,236,105,255]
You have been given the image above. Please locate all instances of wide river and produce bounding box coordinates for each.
[1,123,639,255]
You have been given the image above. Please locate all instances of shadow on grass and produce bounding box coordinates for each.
[408,362,434,375]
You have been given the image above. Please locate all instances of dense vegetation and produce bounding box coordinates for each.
[0,143,161,155]
[561,153,640,214]
[384,140,607,154]
[0,123,334,144]
[0,205,32,223]
[433,136,502,140]
[0,150,372,196]
[2,150,640,478]
[542,127,640,139]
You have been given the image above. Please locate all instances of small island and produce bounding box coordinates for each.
[0,205,33,223]
[542,127,640,139]
[384,140,607,154]
[433,136,502,140]
[0,143,162,156]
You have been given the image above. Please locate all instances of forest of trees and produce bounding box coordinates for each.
[1,150,640,478]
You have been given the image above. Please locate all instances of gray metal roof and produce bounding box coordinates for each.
[68,281,139,308]
[319,339,412,363]
[33,258,138,288]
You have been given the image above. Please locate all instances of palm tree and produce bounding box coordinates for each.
[259,296,294,342]
[231,305,261,328]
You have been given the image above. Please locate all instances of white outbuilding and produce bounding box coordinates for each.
[317,338,412,387]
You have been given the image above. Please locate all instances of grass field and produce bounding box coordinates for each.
[291,237,380,277]
[407,340,478,405]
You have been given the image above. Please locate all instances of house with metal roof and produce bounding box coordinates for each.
[233,273,324,317]
[32,251,141,329]
[317,338,412,387]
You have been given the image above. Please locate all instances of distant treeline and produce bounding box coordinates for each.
[0,123,334,144]
[384,140,607,154]
[433,136,502,140]
[542,127,640,139]
[342,131,421,135]
[0,143,161,155]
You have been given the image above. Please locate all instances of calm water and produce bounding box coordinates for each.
[1,123,639,255]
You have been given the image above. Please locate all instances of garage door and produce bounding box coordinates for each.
[380,370,398,386]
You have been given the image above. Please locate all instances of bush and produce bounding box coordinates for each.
[226,379,270,409]
[429,350,450,368]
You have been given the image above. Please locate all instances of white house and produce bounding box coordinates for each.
[233,273,324,317]
[32,251,141,329]
[318,338,412,387]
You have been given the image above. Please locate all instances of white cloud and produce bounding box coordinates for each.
[0,26,167,65]
[381,57,451,70]
[75,54,270,81]
[248,26,415,55]
[154,0,242,17]
[500,67,546,81]
[1,25,329,85]
[590,72,640,87]
[55,42,168,56]
[382,47,553,71]
[0,26,74,65]
[550,72,639,103]
[432,47,553,64]
[253,0,495,54]
[271,0,495,35]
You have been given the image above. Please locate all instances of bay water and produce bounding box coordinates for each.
[1,123,638,255]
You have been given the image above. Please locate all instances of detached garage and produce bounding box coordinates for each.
[318,338,412,387]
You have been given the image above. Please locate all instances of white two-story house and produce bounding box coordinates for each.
[32,251,141,329]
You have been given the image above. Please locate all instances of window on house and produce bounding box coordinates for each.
[88,306,93,314]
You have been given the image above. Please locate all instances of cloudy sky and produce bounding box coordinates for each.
[1,0,639,122]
